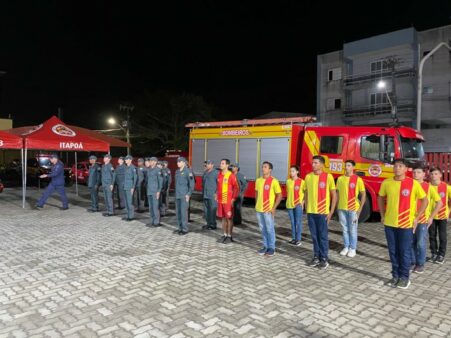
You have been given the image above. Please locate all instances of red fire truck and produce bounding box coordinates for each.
[186,116,426,221]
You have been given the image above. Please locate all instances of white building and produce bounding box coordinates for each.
[317,25,451,152]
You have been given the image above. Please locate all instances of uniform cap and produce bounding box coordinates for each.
[124,155,133,160]
[177,156,187,163]
[118,156,125,160]
[103,154,112,159]
[144,157,151,162]
[149,156,158,162]
[138,158,144,163]
[162,161,168,165]
[89,155,97,160]
[50,154,59,159]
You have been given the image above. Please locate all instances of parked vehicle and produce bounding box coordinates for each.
[186,117,426,222]
[27,154,73,187]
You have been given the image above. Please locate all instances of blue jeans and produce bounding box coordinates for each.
[411,224,427,266]
[256,212,276,250]
[287,205,303,241]
[384,226,413,280]
[307,213,329,261]
[338,209,358,250]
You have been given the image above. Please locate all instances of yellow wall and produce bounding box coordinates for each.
[0,118,12,130]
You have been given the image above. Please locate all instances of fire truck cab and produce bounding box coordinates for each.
[186,117,425,222]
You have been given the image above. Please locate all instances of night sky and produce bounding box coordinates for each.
[1,1,450,128]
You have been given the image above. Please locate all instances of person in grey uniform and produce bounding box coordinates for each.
[146,157,163,226]
[101,154,115,217]
[161,161,171,215]
[174,157,194,235]
[122,155,137,221]
[114,156,126,209]
[231,163,248,225]
[87,155,101,212]
[202,159,218,230]
[134,158,146,213]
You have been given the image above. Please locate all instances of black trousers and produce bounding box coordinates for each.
[233,195,244,225]
[429,219,448,256]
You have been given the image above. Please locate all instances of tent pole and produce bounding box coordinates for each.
[23,147,27,208]
[21,148,24,208]
[75,152,78,196]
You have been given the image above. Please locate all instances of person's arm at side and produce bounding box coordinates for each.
[271,181,283,217]
[327,189,337,224]
[429,199,443,227]
[414,196,428,231]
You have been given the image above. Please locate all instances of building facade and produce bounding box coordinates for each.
[317,25,451,152]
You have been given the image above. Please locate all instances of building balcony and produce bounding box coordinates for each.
[343,67,416,87]
[343,99,415,123]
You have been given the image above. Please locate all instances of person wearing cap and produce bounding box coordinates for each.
[134,158,146,213]
[160,160,171,216]
[122,155,138,221]
[202,160,218,230]
[175,156,194,235]
[114,156,126,210]
[87,155,101,212]
[36,154,69,210]
[101,154,115,216]
[146,157,163,226]
[231,163,248,226]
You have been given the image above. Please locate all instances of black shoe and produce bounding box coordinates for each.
[173,229,181,234]
[318,260,329,270]
[35,204,43,209]
[117,207,125,210]
[61,207,69,211]
[126,218,134,222]
[103,213,113,217]
[208,226,217,230]
[308,257,320,267]
[397,279,411,289]
[427,254,437,262]
[122,217,128,221]
[386,278,399,288]
[202,225,209,230]
[288,239,296,245]
[179,231,188,235]
[152,223,162,227]
[221,236,228,244]
[229,236,235,243]
[435,255,445,264]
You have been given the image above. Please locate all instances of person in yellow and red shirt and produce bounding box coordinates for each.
[286,165,305,246]
[336,160,366,258]
[217,159,239,244]
[428,167,451,265]
[378,158,428,290]
[304,155,337,270]
[255,161,282,257]
[411,166,442,274]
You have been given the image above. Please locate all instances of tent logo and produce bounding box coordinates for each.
[52,124,76,137]
[23,124,43,135]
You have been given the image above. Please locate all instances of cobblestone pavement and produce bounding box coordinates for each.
[0,185,450,338]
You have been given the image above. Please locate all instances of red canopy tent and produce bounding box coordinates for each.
[0,130,23,149]
[9,116,113,207]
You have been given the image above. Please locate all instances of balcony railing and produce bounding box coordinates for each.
[343,67,416,86]
[343,99,415,120]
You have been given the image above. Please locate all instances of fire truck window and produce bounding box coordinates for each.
[320,136,343,154]
[360,136,380,161]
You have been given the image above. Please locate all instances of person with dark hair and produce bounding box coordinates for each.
[336,160,366,258]
[217,158,239,243]
[255,161,282,257]
[378,158,428,289]
[428,167,451,265]
[202,160,218,230]
[231,163,248,226]
[411,166,442,273]
[304,156,336,269]
[35,154,69,210]
[286,165,305,246]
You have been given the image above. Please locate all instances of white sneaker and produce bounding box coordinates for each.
[347,249,356,258]
[340,247,349,256]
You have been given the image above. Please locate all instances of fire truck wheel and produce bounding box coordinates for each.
[358,193,372,223]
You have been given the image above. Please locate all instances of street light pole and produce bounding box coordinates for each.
[377,80,396,121]
[416,42,451,131]
[119,104,134,155]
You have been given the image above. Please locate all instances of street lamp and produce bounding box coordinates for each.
[108,116,130,155]
[377,80,396,119]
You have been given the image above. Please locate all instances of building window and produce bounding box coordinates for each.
[326,98,341,111]
[320,136,343,154]
[360,135,394,162]
[423,86,433,94]
[370,60,389,73]
[423,50,431,57]
[328,67,342,81]
[370,92,389,105]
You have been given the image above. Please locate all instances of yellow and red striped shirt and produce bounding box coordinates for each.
[416,182,441,223]
[336,174,365,211]
[217,171,239,204]
[255,176,282,212]
[304,172,336,214]
[286,178,305,209]
[430,182,451,220]
[379,177,426,228]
